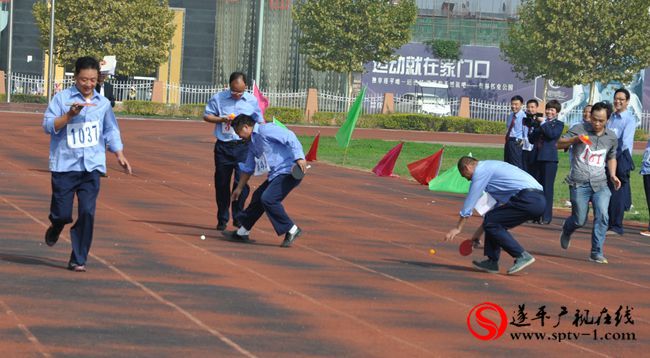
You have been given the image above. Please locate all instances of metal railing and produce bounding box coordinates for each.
[6,72,650,132]
[469,99,511,122]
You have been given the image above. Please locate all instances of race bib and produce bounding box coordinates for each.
[66,121,101,149]
[254,153,270,176]
[578,147,606,168]
[221,122,235,135]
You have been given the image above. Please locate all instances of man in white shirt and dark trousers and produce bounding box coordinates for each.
[504,95,526,169]
[445,157,544,274]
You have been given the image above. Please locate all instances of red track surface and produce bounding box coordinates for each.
[0,112,648,356]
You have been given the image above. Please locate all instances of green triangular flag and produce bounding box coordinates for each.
[428,166,470,194]
[428,153,473,194]
[272,117,287,129]
[335,87,366,148]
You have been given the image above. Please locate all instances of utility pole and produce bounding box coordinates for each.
[6,0,14,103]
[47,0,56,102]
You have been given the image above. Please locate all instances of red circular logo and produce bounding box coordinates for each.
[467,302,508,340]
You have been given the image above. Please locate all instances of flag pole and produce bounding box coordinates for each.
[342,146,349,166]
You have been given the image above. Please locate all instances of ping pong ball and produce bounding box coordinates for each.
[200,235,206,240]
[228,113,235,119]
[429,249,436,255]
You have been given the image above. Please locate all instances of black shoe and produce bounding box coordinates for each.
[45,225,62,247]
[222,230,250,242]
[216,222,227,231]
[281,227,302,248]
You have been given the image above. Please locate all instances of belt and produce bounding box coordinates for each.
[217,140,245,146]
[519,188,543,195]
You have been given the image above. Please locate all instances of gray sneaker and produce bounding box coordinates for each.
[589,254,608,264]
[507,252,536,275]
[472,259,499,274]
[560,230,571,250]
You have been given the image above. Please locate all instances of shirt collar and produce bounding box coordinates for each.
[70,85,99,101]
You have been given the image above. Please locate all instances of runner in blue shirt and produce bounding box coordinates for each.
[42,56,132,272]
[225,115,306,247]
[445,158,544,274]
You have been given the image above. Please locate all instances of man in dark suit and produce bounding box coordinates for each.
[529,99,565,224]
[96,73,116,108]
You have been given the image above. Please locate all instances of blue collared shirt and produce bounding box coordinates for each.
[641,139,650,175]
[204,90,264,142]
[506,110,526,139]
[239,123,305,181]
[460,160,542,217]
[606,110,636,155]
[42,86,124,173]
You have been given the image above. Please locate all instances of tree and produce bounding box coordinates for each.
[33,0,175,77]
[501,0,650,102]
[292,0,417,97]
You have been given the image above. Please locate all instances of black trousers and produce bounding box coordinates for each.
[214,140,249,225]
[504,138,523,169]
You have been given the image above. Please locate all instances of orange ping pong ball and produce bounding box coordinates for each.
[228,113,236,119]
[429,248,436,255]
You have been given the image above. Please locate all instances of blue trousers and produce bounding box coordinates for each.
[536,161,558,223]
[236,174,301,235]
[562,183,611,256]
[214,140,249,225]
[482,189,545,261]
[49,171,100,266]
[504,138,523,169]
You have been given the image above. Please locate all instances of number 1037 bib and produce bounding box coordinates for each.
[67,121,101,149]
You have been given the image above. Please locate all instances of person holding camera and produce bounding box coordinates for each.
[522,99,543,176]
[504,95,526,169]
[529,99,565,224]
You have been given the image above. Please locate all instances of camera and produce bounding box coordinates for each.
[523,112,543,127]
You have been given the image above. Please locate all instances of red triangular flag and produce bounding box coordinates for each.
[253,81,269,116]
[407,148,444,185]
[305,133,320,162]
[372,142,404,177]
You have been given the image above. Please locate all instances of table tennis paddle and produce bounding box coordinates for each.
[291,164,305,179]
[459,239,474,256]
[578,134,593,146]
[65,102,96,107]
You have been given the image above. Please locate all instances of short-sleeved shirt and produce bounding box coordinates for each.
[460,160,542,217]
[563,123,617,191]
[203,91,264,142]
[239,123,305,181]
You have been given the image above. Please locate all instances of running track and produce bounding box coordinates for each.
[0,112,648,356]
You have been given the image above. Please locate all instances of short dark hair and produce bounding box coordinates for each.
[511,95,524,103]
[614,88,630,101]
[232,114,255,131]
[591,101,613,119]
[457,156,478,172]
[546,99,562,113]
[74,56,100,76]
[526,99,539,106]
[229,72,247,85]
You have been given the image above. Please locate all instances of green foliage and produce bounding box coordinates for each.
[501,0,650,86]
[32,0,175,76]
[265,107,303,124]
[635,128,648,142]
[292,0,417,93]
[310,112,504,134]
[178,104,206,117]
[122,100,167,116]
[424,39,460,60]
[2,94,49,103]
